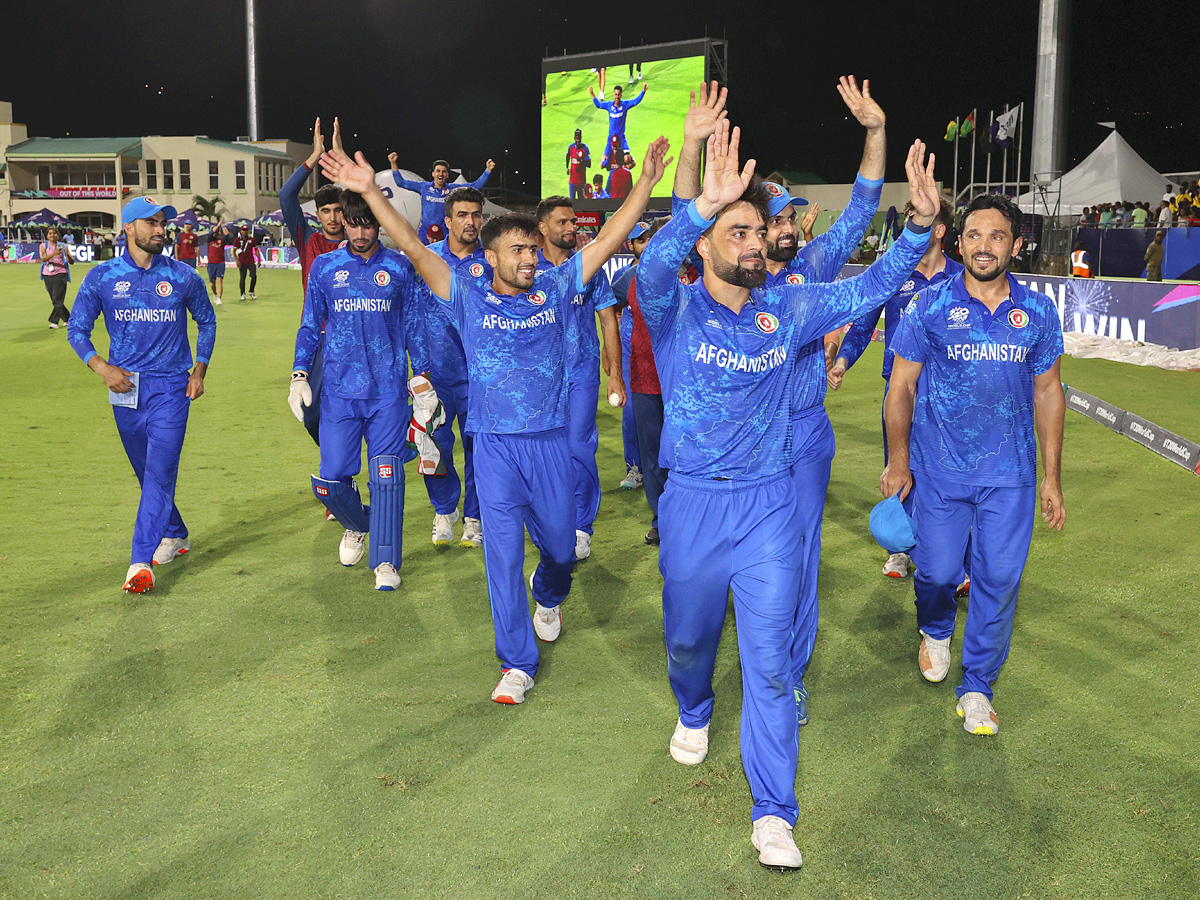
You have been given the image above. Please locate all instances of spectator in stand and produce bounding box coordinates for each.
[1130,202,1149,228]
[1162,185,1174,205]
[0,230,7,263]
[1177,193,1193,222]
[1098,204,1113,228]
[39,226,75,329]
[1112,202,1129,227]
[1145,231,1165,282]
[1156,200,1173,229]
[233,224,257,300]
[1078,207,1091,226]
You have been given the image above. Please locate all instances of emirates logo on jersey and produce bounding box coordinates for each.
[469,262,485,278]
[377,463,394,479]
[1008,309,1029,328]
[785,273,804,285]
[529,290,548,306]
[374,270,391,287]
[155,281,173,297]
[755,312,780,334]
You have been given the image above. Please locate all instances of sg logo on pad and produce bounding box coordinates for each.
[1007,309,1029,328]
[155,282,173,297]
[377,463,394,478]
[374,270,391,287]
[755,312,779,334]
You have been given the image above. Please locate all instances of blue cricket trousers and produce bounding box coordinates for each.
[567,378,601,536]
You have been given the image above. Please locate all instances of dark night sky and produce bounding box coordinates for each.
[7,0,1198,195]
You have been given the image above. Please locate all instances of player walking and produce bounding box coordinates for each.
[388,154,495,245]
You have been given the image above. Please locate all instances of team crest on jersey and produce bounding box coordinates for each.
[755,312,780,334]
[529,290,548,306]
[338,240,348,249]
[334,269,349,285]
[377,463,394,479]
[155,281,172,297]
[1007,309,1029,328]
[469,262,485,278]
[765,182,785,198]
[374,270,391,287]
[785,273,805,285]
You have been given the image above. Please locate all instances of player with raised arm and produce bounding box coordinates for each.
[882,193,1065,736]
[590,83,647,168]
[289,188,424,592]
[319,136,672,704]
[388,153,495,245]
[68,197,217,594]
[637,119,940,870]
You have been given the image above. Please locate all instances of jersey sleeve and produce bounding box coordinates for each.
[799,174,883,283]
[544,253,585,310]
[67,269,104,365]
[443,273,471,333]
[402,265,431,375]
[467,169,492,191]
[293,266,328,372]
[638,201,710,342]
[837,304,885,370]
[609,264,634,307]
[280,162,313,247]
[391,172,427,193]
[1029,307,1065,376]
[889,292,930,364]
[782,223,929,347]
[626,91,646,109]
[186,270,217,365]
[591,267,618,312]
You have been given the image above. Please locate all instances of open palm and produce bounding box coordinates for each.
[701,121,755,209]
[684,81,728,143]
[837,75,886,129]
[905,140,938,221]
[320,148,375,195]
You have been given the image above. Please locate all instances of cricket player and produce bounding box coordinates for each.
[883,193,1065,736]
[638,120,940,869]
[566,129,591,199]
[318,136,671,704]
[68,197,217,593]
[590,83,647,167]
[534,196,623,560]
[388,153,495,245]
[289,189,423,592]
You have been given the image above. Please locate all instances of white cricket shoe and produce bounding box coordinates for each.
[619,465,643,490]
[883,552,911,578]
[491,668,534,704]
[152,537,190,566]
[751,815,803,870]
[432,510,460,546]
[122,563,155,594]
[374,562,401,591]
[669,718,709,765]
[214,298,223,306]
[918,630,952,683]
[575,529,591,561]
[528,569,562,642]
[240,293,246,301]
[460,516,483,548]
[250,291,257,300]
[956,691,999,735]
[339,530,366,566]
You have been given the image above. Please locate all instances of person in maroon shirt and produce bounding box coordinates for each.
[607,151,636,199]
[204,220,227,305]
[281,116,347,290]
[176,222,198,269]
[233,225,258,300]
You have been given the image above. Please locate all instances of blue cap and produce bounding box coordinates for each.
[628,221,651,243]
[763,181,808,217]
[869,493,918,554]
[122,196,177,226]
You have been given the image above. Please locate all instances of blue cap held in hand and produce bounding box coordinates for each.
[869,493,918,554]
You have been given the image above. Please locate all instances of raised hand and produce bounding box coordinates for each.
[837,75,885,130]
[588,86,595,98]
[320,148,376,195]
[698,120,755,217]
[800,202,820,240]
[307,117,325,166]
[331,116,346,156]
[387,151,399,171]
[485,159,496,172]
[904,140,938,225]
[639,137,674,188]
[684,80,728,144]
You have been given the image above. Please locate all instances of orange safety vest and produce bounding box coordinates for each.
[1071,249,1092,277]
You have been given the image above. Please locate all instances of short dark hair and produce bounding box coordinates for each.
[432,159,450,171]
[445,187,484,216]
[961,194,1022,238]
[536,195,573,221]
[339,189,378,227]
[709,174,770,233]
[314,185,342,208]
[481,213,539,251]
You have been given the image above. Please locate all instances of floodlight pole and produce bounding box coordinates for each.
[246,0,261,141]
[1032,0,1070,188]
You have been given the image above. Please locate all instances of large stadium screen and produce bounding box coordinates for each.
[541,44,707,200]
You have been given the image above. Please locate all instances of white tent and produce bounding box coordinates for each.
[1016,131,1168,217]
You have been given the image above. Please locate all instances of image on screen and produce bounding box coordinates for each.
[541,52,706,200]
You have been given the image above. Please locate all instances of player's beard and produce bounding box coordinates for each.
[498,260,534,292]
[134,233,164,255]
[549,232,575,251]
[765,235,798,263]
[710,244,766,288]
[964,251,1010,282]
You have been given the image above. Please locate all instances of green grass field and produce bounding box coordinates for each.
[2,263,1199,899]
[541,57,705,199]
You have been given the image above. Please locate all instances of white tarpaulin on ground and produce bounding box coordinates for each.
[1016,131,1168,217]
[1063,332,1200,370]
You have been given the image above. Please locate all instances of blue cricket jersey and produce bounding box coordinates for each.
[891,271,1064,487]
[636,200,929,480]
[293,245,417,400]
[432,253,583,435]
[407,240,491,387]
[391,170,492,242]
[593,92,645,140]
[839,253,964,380]
[535,249,618,385]
[69,254,216,376]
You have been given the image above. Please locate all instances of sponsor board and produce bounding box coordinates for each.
[1062,385,1124,432]
[1064,383,1199,475]
[574,211,602,227]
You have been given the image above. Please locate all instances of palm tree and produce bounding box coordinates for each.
[191,195,225,221]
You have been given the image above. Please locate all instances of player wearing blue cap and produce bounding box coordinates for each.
[68,196,217,593]
[590,83,648,168]
[289,189,424,592]
[387,154,495,245]
[412,186,489,549]
[319,136,672,704]
[639,118,941,870]
[883,193,1066,736]
[830,198,963,580]
[534,196,623,561]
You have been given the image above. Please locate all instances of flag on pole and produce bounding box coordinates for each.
[960,112,975,136]
[944,120,959,142]
[991,107,1020,147]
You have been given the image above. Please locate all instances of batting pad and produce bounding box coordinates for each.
[311,475,369,534]
[367,455,404,570]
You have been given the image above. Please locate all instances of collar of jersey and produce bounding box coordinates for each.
[433,240,485,266]
[343,243,386,268]
[695,278,759,322]
[950,270,1021,310]
[916,253,963,286]
[766,257,817,287]
[115,252,166,274]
